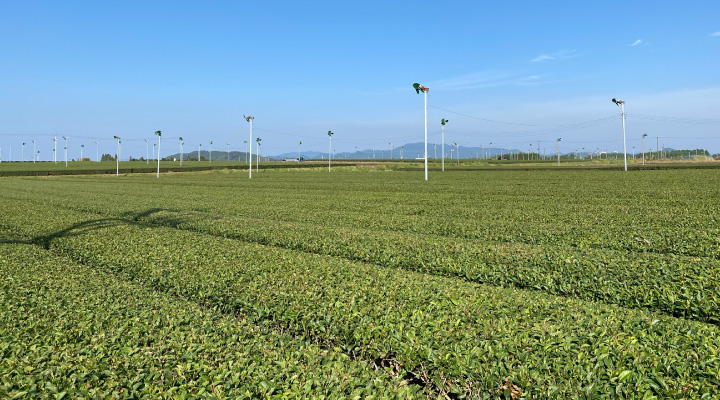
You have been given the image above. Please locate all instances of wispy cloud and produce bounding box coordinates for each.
[530,49,579,63]
[426,72,544,91]
[710,32,720,37]
[628,39,644,46]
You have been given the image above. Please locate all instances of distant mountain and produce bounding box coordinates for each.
[164,143,574,162]
[291,142,522,160]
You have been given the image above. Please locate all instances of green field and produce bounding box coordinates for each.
[2,157,718,177]
[2,168,720,398]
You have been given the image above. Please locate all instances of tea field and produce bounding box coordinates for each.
[1,168,720,398]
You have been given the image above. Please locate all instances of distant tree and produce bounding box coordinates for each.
[100,153,116,162]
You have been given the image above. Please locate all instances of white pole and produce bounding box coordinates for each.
[329,135,332,171]
[424,89,428,181]
[209,141,212,163]
[456,142,459,165]
[64,137,68,167]
[54,135,57,163]
[256,141,260,172]
[79,144,82,161]
[114,136,120,175]
[247,117,253,179]
[156,131,161,178]
[33,141,36,163]
[442,124,445,172]
[621,102,627,171]
[198,144,201,162]
[145,139,149,164]
[328,131,333,172]
[556,138,561,166]
[227,143,230,161]
[95,142,98,162]
[642,134,646,165]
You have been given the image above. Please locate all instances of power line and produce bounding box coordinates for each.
[628,113,720,125]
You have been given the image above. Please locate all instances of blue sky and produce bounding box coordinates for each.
[1,1,719,160]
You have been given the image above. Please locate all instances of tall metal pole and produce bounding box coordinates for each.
[256,138,261,172]
[226,143,230,161]
[155,131,161,178]
[32,141,36,163]
[328,131,334,172]
[441,119,448,172]
[456,142,459,165]
[179,137,184,166]
[80,144,83,161]
[390,143,393,159]
[245,116,254,179]
[113,136,120,175]
[621,102,627,171]
[63,137,68,167]
[556,138,561,166]
[642,133,646,165]
[54,135,57,163]
[145,139,149,163]
[209,141,212,163]
[424,89,428,181]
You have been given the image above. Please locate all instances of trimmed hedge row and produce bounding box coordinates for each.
[4,178,720,324]
[0,233,418,399]
[1,204,719,398]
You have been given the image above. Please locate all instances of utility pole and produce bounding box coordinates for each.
[179,137,184,166]
[32,140,36,163]
[145,139,149,164]
[226,142,230,161]
[244,115,254,178]
[413,83,429,181]
[155,131,161,178]
[642,133,647,165]
[556,138,561,166]
[95,142,98,162]
[256,137,261,172]
[63,136,68,167]
[612,98,628,171]
[113,136,120,176]
[54,135,57,163]
[328,131,334,172]
[441,118,448,171]
[656,137,659,160]
[455,142,460,166]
